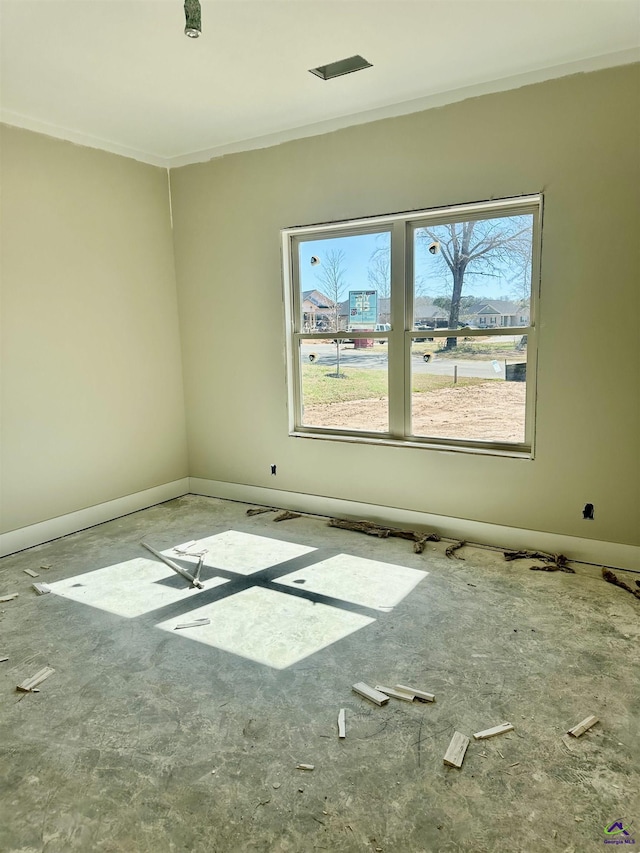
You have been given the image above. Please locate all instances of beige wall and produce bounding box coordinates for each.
[1,126,188,532]
[171,64,640,547]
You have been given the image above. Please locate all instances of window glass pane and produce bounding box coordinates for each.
[298,231,391,332]
[413,214,534,332]
[410,334,528,443]
[299,340,389,432]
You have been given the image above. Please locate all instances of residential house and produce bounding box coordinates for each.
[301,289,336,330]
[463,299,530,328]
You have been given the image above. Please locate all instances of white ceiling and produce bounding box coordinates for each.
[1,0,639,167]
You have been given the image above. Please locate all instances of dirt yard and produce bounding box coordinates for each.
[303,381,527,442]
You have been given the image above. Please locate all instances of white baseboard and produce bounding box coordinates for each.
[3,476,637,573]
[0,479,190,557]
[189,478,640,573]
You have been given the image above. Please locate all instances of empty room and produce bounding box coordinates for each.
[1,1,639,851]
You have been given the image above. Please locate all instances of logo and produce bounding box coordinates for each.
[604,819,635,845]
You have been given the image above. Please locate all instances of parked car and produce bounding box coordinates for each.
[414,322,432,342]
[374,323,391,342]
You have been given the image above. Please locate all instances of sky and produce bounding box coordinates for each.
[298,217,532,302]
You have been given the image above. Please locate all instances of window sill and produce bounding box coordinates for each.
[290,428,533,459]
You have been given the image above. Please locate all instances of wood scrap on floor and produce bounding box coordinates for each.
[352,682,390,706]
[602,568,640,600]
[141,542,204,589]
[23,568,39,578]
[338,708,346,739]
[329,518,440,551]
[443,732,470,768]
[567,715,599,738]
[445,540,466,559]
[193,555,204,584]
[504,549,574,573]
[375,685,415,702]
[0,593,19,603]
[174,617,210,630]
[17,666,55,693]
[32,583,51,595]
[395,684,435,702]
[39,563,52,570]
[296,764,314,770]
[246,506,276,516]
[173,540,197,554]
[0,657,9,663]
[473,722,514,740]
[273,511,302,522]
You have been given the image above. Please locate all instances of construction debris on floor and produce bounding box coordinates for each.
[602,567,640,599]
[503,549,574,572]
[445,540,466,559]
[2,494,636,853]
[273,511,302,522]
[567,715,599,737]
[16,666,55,693]
[443,732,470,768]
[328,518,440,553]
[141,541,205,589]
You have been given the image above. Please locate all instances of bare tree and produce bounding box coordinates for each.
[315,248,348,376]
[367,246,390,304]
[509,238,532,307]
[417,215,533,349]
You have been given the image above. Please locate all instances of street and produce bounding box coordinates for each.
[300,343,509,379]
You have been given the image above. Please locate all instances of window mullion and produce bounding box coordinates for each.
[388,221,407,437]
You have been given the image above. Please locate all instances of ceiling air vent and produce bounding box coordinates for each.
[309,55,373,81]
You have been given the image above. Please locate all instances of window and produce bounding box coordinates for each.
[282,195,541,456]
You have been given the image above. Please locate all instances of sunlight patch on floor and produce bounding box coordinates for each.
[47,557,227,618]
[272,554,427,612]
[156,586,375,669]
[175,530,316,574]
[46,532,428,668]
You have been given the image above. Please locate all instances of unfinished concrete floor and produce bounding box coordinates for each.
[0,495,638,853]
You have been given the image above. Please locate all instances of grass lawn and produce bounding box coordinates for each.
[302,364,486,405]
[411,338,527,360]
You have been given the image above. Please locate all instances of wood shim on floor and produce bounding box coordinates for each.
[352,682,390,706]
[338,708,346,739]
[395,684,435,702]
[296,764,314,770]
[174,618,210,630]
[23,568,39,578]
[17,666,55,692]
[375,685,415,702]
[473,722,514,740]
[32,583,51,595]
[0,593,19,602]
[444,732,470,768]
[567,715,599,737]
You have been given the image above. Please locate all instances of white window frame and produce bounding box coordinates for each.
[281,194,542,458]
